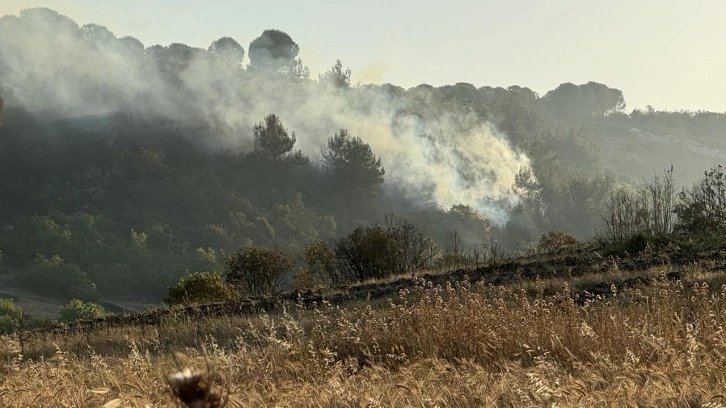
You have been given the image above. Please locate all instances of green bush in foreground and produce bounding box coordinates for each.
[0,298,24,334]
[165,271,238,305]
[59,299,106,323]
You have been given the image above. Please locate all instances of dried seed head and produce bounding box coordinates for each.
[166,368,224,408]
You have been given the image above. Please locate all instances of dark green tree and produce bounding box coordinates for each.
[20,254,99,301]
[322,129,385,195]
[253,114,297,160]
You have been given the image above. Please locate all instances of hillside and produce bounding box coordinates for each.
[2,8,726,313]
[3,236,725,407]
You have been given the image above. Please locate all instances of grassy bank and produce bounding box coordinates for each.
[1,266,725,407]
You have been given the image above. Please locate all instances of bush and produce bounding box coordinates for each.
[675,165,726,234]
[0,298,24,334]
[225,246,292,296]
[599,167,676,243]
[333,216,437,284]
[537,231,579,254]
[59,299,106,323]
[295,240,336,289]
[165,271,238,305]
[620,232,649,253]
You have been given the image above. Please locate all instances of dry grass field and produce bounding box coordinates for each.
[1,265,725,407]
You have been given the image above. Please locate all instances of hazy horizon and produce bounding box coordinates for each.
[3,0,725,113]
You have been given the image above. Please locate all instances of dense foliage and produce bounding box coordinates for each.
[165,271,238,305]
[675,165,726,233]
[332,217,436,284]
[58,299,106,323]
[0,297,23,334]
[225,246,293,296]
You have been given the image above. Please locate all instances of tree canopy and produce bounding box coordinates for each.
[253,114,297,160]
[319,60,351,88]
[322,129,385,194]
[544,81,625,119]
[2,7,726,308]
[208,37,244,70]
[248,29,299,73]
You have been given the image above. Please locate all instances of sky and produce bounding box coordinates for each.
[3,0,726,112]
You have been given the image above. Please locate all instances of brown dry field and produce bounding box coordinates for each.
[1,264,725,407]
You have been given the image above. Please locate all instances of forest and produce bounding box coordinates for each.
[1,8,726,307]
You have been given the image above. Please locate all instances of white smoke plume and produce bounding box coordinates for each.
[0,8,532,225]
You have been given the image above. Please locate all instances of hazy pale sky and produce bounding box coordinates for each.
[3,0,726,112]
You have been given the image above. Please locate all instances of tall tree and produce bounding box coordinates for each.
[148,43,203,79]
[319,59,351,88]
[322,129,384,194]
[248,29,300,74]
[208,37,244,70]
[544,82,626,120]
[253,114,297,160]
[584,81,626,115]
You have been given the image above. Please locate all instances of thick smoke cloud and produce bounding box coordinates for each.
[0,8,531,225]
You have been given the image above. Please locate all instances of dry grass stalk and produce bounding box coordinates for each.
[0,265,724,407]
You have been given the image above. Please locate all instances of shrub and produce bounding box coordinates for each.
[225,246,292,296]
[537,231,579,254]
[165,271,238,305]
[59,299,106,323]
[675,165,726,233]
[0,298,24,334]
[599,167,676,242]
[295,240,336,289]
[333,216,437,284]
[620,231,649,253]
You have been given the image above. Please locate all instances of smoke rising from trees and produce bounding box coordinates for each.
[0,8,530,223]
[5,8,726,304]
